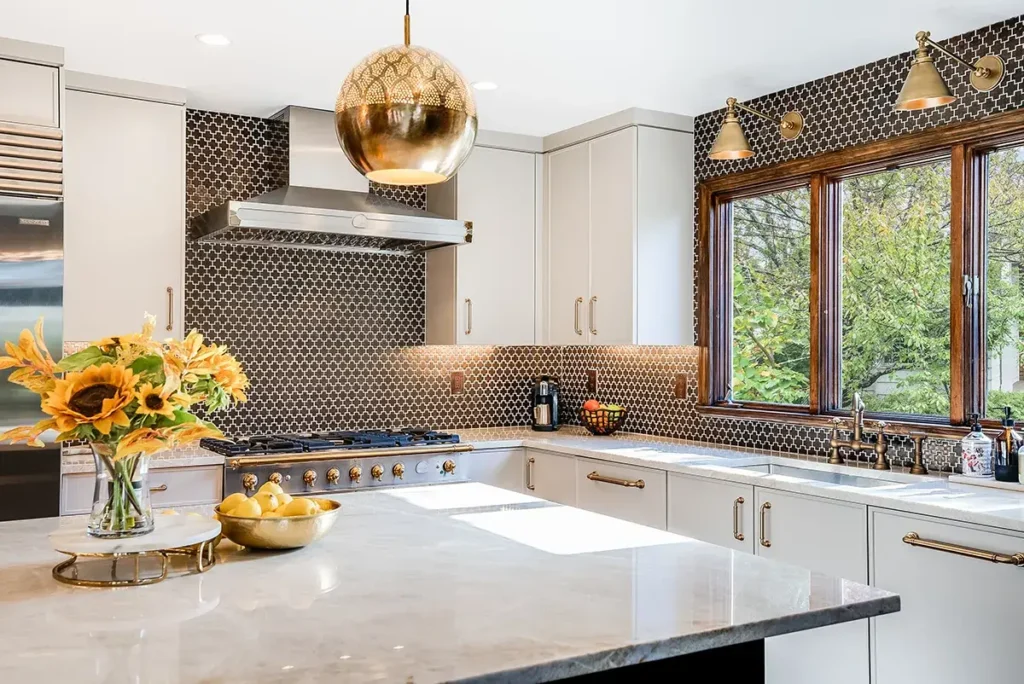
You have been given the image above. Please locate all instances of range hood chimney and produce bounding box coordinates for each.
[194,106,471,256]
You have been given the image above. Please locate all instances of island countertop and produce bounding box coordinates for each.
[0,484,898,683]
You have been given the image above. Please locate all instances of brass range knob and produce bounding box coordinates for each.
[371,464,384,481]
[392,463,405,479]
[326,468,341,485]
[241,473,258,492]
[442,459,456,474]
[349,466,362,483]
[303,469,317,487]
[268,472,283,485]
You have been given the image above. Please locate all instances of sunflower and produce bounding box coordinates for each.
[207,346,249,402]
[134,383,178,419]
[43,364,138,436]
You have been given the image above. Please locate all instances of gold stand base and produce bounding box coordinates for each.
[52,539,217,588]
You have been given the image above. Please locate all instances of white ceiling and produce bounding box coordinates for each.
[3,0,1023,136]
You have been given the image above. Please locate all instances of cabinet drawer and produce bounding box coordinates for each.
[576,457,667,529]
[0,59,60,128]
[871,509,1024,684]
[524,449,577,505]
[61,465,223,515]
[668,473,754,553]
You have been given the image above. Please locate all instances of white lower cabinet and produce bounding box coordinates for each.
[523,449,577,505]
[576,457,667,529]
[871,509,1024,684]
[755,488,869,684]
[61,465,222,515]
[667,473,754,553]
[464,448,525,493]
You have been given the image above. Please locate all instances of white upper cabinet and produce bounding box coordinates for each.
[63,84,184,341]
[545,125,693,345]
[426,146,538,345]
[0,59,60,128]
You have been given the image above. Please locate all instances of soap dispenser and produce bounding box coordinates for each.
[960,413,993,478]
[994,407,1022,482]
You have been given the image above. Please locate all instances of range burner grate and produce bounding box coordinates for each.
[201,429,460,456]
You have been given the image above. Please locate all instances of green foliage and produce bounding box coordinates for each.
[56,346,114,372]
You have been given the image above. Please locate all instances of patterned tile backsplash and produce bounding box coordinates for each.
[176,15,1024,475]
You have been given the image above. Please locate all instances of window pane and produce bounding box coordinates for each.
[840,160,951,416]
[985,146,1024,419]
[731,187,811,404]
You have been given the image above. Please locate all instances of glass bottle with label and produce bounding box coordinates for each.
[994,407,1022,482]
[960,413,993,478]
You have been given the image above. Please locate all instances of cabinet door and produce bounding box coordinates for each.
[755,488,869,684]
[456,147,536,345]
[465,448,525,492]
[0,59,59,128]
[524,449,576,505]
[576,456,666,529]
[871,509,1024,684]
[588,128,637,345]
[667,473,754,553]
[64,90,184,341]
[546,142,591,345]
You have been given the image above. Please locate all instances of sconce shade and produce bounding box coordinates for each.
[709,109,754,160]
[895,51,956,110]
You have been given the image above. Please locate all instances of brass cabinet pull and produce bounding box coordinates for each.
[733,496,745,541]
[527,457,535,491]
[464,298,472,335]
[589,296,598,335]
[166,286,174,332]
[574,297,584,335]
[902,532,1024,566]
[150,484,168,492]
[587,471,645,489]
[759,502,772,547]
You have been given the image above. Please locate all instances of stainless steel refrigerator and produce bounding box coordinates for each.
[0,195,62,520]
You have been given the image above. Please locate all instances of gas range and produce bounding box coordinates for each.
[203,429,473,497]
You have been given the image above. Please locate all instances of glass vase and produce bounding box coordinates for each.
[87,442,155,538]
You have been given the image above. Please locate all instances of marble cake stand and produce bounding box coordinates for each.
[49,515,221,587]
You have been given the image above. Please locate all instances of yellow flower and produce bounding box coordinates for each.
[207,346,249,402]
[42,364,138,436]
[134,383,177,419]
[97,315,163,364]
[0,319,58,395]
[115,427,169,460]
[168,422,222,446]
[0,418,58,448]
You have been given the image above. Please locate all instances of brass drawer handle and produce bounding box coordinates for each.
[902,532,1024,566]
[150,484,168,493]
[733,496,745,541]
[166,286,174,332]
[759,502,771,547]
[589,296,598,335]
[587,471,645,489]
[465,298,472,335]
[574,297,584,335]
[527,457,535,491]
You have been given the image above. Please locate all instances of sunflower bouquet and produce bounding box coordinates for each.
[0,316,248,537]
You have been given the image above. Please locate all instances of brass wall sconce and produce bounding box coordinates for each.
[895,30,1004,111]
[709,97,804,160]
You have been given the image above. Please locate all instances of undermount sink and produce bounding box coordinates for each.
[734,463,902,489]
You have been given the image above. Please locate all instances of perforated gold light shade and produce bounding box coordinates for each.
[709,111,754,160]
[895,53,956,111]
[335,44,478,186]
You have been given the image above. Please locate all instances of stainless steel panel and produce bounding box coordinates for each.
[0,195,62,432]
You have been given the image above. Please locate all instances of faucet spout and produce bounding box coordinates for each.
[852,392,865,441]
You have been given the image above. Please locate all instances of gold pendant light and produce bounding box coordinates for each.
[335,0,478,186]
[709,98,804,161]
[895,31,1004,111]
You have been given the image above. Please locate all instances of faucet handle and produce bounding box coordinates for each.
[830,416,845,429]
[875,420,889,435]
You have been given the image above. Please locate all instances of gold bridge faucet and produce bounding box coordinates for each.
[828,392,890,470]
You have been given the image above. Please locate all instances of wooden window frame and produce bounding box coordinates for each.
[697,108,1024,436]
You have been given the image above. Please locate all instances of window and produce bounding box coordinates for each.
[731,188,811,404]
[841,161,951,416]
[698,109,1024,430]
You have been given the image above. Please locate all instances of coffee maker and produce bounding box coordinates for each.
[530,376,560,431]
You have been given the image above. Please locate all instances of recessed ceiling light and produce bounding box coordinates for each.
[472,81,498,91]
[196,33,231,46]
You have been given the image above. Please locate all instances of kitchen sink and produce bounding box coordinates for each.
[733,463,903,489]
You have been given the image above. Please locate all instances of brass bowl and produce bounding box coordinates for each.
[214,499,341,550]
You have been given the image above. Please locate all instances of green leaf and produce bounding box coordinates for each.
[56,346,113,372]
[129,354,164,378]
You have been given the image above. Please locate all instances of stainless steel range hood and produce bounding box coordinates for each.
[194,107,470,256]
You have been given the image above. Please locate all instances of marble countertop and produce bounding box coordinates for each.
[0,485,897,683]
[451,427,1024,534]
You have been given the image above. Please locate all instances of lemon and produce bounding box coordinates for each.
[262,509,283,518]
[220,492,248,514]
[230,497,263,518]
[315,499,334,511]
[253,491,280,513]
[258,481,284,495]
[281,498,318,517]
[275,492,293,506]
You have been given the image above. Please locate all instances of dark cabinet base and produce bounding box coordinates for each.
[559,639,764,682]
